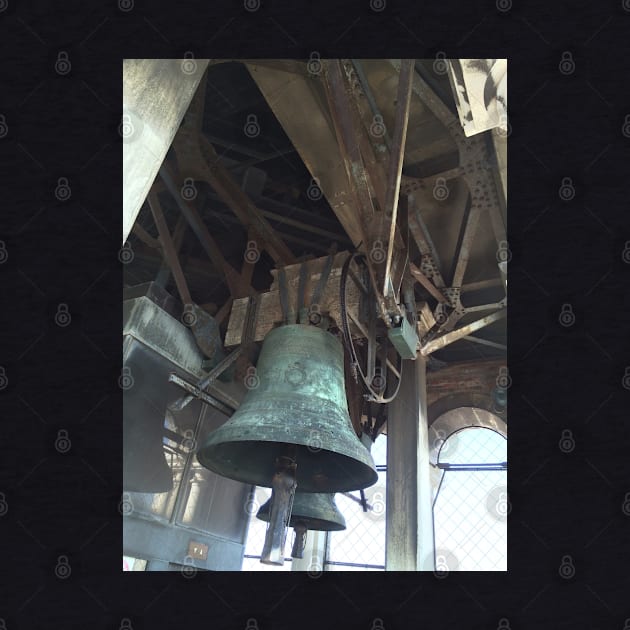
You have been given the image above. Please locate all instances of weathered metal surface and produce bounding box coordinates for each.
[257,492,346,531]
[246,61,365,247]
[260,457,297,565]
[450,198,483,289]
[123,290,211,493]
[392,59,506,251]
[382,60,414,298]
[420,308,506,355]
[147,189,225,361]
[123,58,209,244]
[197,324,378,493]
[170,346,244,412]
[409,262,447,304]
[171,58,295,265]
[324,61,378,223]
[387,316,419,359]
[386,356,435,571]
[463,336,507,351]
[167,373,236,416]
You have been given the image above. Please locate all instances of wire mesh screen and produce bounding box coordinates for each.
[242,486,293,571]
[325,435,387,571]
[433,427,507,571]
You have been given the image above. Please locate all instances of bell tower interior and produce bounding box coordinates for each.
[122,58,507,572]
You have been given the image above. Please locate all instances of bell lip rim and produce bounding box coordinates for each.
[255,514,347,531]
[256,496,347,531]
[196,449,378,494]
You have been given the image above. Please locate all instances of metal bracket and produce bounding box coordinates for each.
[168,372,237,416]
[441,287,461,309]
[420,254,440,281]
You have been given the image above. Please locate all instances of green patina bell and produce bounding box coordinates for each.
[197,324,377,493]
[257,491,346,560]
[256,492,346,531]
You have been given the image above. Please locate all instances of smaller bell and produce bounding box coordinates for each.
[257,492,346,531]
[257,492,346,560]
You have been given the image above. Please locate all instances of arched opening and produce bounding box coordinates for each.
[430,406,507,571]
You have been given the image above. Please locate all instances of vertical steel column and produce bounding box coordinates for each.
[386,356,435,570]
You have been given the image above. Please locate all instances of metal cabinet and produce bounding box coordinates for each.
[122,283,251,570]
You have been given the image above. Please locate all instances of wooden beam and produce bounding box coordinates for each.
[241,228,258,286]
[198,136,296,267]
[159,162,253,299]
[215,298,233,326]
[155,215,187,287]
[132,223,160,249]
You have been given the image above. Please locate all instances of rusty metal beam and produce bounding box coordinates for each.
[408,196,446,289]
[409,262,448,304]
[400,167,464,195]
[464,301,505,314]
[323,60,378,223]
[383,59,414,298]
[464,336,507,351]
[450,195,481,288]
[391,59,507,249]
[323,60,392,323]
[215,298,233,326]
[420,309,506,355]
[390,59,457,127]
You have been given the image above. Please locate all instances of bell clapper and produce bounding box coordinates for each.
[291,522,308,559]
[260,452,297,565]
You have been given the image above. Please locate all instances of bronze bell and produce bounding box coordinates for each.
[257,492,346,561]
[257,492,346,531]
[197,324,377,493]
